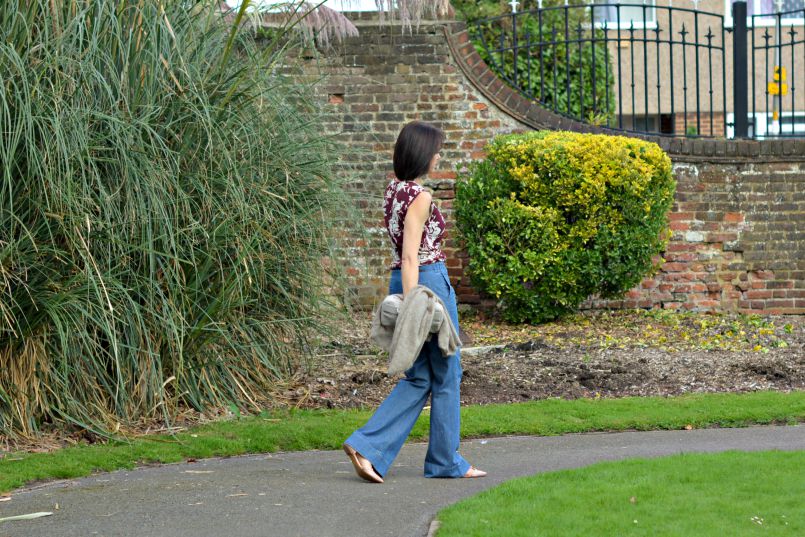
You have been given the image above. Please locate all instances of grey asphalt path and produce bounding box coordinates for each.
[1,425,803,537]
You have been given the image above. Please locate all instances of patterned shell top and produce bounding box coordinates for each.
[384,179,447,269]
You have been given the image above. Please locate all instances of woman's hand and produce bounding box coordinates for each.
[400,190,432,297]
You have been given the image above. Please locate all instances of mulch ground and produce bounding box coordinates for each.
[294,308,804,409]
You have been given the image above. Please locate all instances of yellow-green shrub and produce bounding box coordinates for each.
[455,131,675,323]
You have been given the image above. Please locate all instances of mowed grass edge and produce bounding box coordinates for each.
[435,450,805,536]
[1,390,803,494]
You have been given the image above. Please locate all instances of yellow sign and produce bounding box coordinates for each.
[773,66,787,82]
[768,82,789,96]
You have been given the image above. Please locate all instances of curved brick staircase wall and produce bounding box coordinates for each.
[294,13,804,314]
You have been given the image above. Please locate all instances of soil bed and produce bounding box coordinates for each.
[297,309,805,409]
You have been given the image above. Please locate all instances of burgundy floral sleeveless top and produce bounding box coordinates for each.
[384,179,447,269]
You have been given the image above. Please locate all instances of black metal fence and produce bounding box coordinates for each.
[749,3,805,137]
[470,1,805,139]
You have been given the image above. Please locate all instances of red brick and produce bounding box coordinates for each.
[666,253,698,262]
[666,243,696,252]
[724,212,745,223]
[706,233,738,243]
[472,102,488,110]
[662,262,687,272]
[670,222,689,231]
[767,280,794,289]
[746,290,773,299]
[668,212,695,221]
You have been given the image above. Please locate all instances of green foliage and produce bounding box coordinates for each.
[455,131,676,323]
[453,0,616,122]
[0,0,348,438]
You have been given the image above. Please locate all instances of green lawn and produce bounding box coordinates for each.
[1,390,803,494]
[436,450,805,536]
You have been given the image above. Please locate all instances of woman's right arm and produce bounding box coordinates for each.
[400,191,432,297]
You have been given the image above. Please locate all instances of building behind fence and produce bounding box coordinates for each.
[472,0,805,139]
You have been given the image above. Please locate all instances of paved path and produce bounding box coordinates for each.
[1,425,803,537]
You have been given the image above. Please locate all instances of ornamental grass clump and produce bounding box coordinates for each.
[455,131,675,323]
[0,0,348,439]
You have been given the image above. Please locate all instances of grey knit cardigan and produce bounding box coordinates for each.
[370,285,461,375]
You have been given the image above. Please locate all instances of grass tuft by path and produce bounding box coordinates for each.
[1,390,803,494]
[436,450,805,536]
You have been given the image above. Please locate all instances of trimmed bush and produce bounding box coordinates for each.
[455,131,675,323]
[0,1,347,438]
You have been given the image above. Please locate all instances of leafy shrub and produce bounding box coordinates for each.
[0,0,347,438]
[455,131,676,323]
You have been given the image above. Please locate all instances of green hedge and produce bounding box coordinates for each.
[455,131,676,323]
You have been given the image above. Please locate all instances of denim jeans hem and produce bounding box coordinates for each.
[343,432,393,478]
[424,458,471,479]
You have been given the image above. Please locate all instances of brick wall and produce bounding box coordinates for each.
[581,162,804,313]
[294,14,805,315]
[673,112,727,138]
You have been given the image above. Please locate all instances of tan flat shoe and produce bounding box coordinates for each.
[463,466,487,478]
[343,444,384,484]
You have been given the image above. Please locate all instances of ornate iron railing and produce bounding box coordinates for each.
[470,0,805,139]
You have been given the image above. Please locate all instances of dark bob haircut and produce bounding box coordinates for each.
[393,121,444,181]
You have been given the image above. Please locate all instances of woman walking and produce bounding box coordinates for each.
[342,121,486,483]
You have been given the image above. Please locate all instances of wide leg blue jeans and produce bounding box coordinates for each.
[344,261,470,478]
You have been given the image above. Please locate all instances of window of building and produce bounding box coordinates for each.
[727,110,805,138]
[725,0,805,27]
[593,1,657,29]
